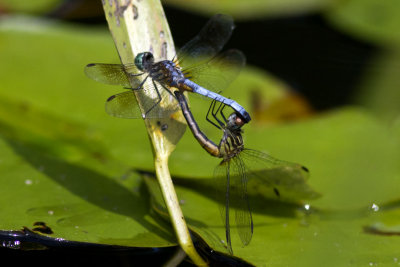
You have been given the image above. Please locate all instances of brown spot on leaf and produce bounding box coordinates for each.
[132,4,138,20]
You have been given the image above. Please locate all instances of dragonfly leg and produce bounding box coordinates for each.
[212,101,226,127]
[219,102,228,123]
[143,79,162,118]
[127,75,148,90]
[206,99,222,129]
[158,78,176,99]
[122,73,147,90]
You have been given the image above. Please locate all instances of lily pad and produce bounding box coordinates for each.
[364,201,400,236]
[0,16,176,248]
[143,170,400,266]
[0,133,176,247]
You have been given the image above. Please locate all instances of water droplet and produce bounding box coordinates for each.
[179,199,185,205]
[304,204,310,210]
[369,262,377,266]
[25,179,32,185]
[394,258,398,263]
[48,210,54,215]
[159,31,164,38]
[371,203,379,212]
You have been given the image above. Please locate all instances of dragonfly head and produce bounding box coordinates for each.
[226,112,245,132]
[135,52,155,71]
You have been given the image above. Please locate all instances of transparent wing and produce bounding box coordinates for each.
[214,160,233,255]
[84,63,143,88]
[184,49,245,94]
[105,82,179,119]
[105,90,142,118]
[139,81,180,118]
[177,14,234,69]
[240,149,317,200]
[230,155,253,247]
[214,156,253,255]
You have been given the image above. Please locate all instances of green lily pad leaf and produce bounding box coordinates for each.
[164,0,336,19]
[363,201,400,237]
[171,106,400,211]
[142,171,400,266]
[0,134,176,247]
[326,0,400,46]
[0,16,157,171]
[172,172,320,205]
[0,16,179,247]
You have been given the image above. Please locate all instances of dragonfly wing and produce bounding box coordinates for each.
[230,155,253,247]
[177,14,234,69]
[240,149,316,200]
[185,49,245,93]
[105,82,179,119]
[105,91,142,118]
[138,81,180,118]
[214,160,233,255]
[85,63,142,88]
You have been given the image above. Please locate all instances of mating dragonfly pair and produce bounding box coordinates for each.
[85,14,309,255]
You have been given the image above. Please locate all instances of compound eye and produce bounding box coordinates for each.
[235,115,245,127]
[145,52,154,62]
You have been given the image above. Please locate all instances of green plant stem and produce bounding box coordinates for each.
[100,0,207,265]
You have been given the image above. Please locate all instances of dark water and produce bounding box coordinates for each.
[0,228,253,266]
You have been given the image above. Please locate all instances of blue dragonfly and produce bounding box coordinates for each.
[85,14,251,122]
[174,91,310,255]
